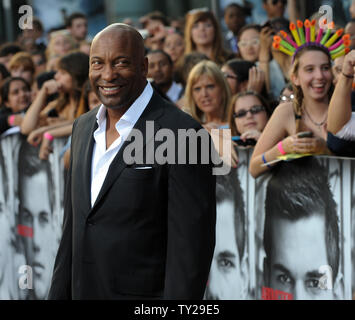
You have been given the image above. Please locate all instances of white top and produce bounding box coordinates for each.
[90,81,153,207]
[166,81,183,103]
[335,112,355,141]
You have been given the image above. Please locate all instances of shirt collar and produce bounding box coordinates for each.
[95,81,153,130]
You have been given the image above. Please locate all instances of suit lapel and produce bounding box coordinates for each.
[88,92,164,216]
[80,113,98,216]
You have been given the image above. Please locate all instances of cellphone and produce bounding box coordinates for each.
[297,131,313,138]
[232,136,257,147]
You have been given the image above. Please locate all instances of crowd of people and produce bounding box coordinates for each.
[0,1,353,173]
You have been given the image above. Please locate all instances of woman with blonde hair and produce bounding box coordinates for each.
[184,59,231,129]
[45,30,78,71]
[184,9,234,66]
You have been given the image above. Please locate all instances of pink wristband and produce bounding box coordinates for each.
[8,115,15,126]
[44,132,54,141]
[277,141,287,155]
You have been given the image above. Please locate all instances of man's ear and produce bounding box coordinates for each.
[332,272,344,300]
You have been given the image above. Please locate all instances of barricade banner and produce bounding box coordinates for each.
[0,134,353,300]
[0,133,66,300]
[205,149,354,300]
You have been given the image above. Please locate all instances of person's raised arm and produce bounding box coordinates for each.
[20,79,59,135]
[258,27,273,94]
[327,50,355,134]
[249,103,292,178]
[287,0,300,24]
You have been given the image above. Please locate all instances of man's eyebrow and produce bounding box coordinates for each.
[306,270,323,278]
[273,263,291,275]
[90,55,131,60]
[217,250,235,259]
[21,207,33,218]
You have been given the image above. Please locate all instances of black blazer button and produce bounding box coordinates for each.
[87,220,94,226]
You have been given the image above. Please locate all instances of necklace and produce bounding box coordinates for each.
[303,107,328,127]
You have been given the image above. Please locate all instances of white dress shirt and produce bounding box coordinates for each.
[336,112,355,141]
[90,81,153,207]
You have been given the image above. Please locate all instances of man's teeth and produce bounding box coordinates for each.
[101,86,119,91]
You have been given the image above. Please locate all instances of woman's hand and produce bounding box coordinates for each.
[210,129,239,168]
[247,67,265,94]
[42,79,60,96]
[259,26,273,62]
[27,128,44,147]
[38,137,53,160]
[241,129,262,142]
[280,134,329,155]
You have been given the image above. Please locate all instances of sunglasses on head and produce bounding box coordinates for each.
[233,105,265,118]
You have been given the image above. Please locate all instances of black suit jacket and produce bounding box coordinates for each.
[48,91,216,300]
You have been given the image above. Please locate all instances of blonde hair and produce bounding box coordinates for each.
[185,60,231,124]
[8,52,35,74]
[290,45,334,133]
[46,29,78,61]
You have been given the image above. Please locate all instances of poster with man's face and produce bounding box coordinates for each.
[205,150,353,301]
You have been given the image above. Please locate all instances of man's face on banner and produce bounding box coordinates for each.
[208,200,247,299]
[265,214,334,300]
[0,188,9,282]
[19,170,54,300]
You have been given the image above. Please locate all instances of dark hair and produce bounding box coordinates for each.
[216,167,245,261]
[31,50,47,65]
[32,18,44,32]
[58,51,89,89]
[76,79,93,117]
[280,81,293,96]
[237,24,262,40]
[54,51,89,113]
[263,157,339,281]
[228,90,271,136]
[262,0,287,3]
[225,58,255,84]
[0,63,10,80]
[66,12,87,28]
[147,49,173,66]
[0,43,22,57]
[18,140,55,215]
[36,71,56,89]
[177,52,209,86]
[224,2,252,17]
[0,77,30,104]
[142,11,170,27]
